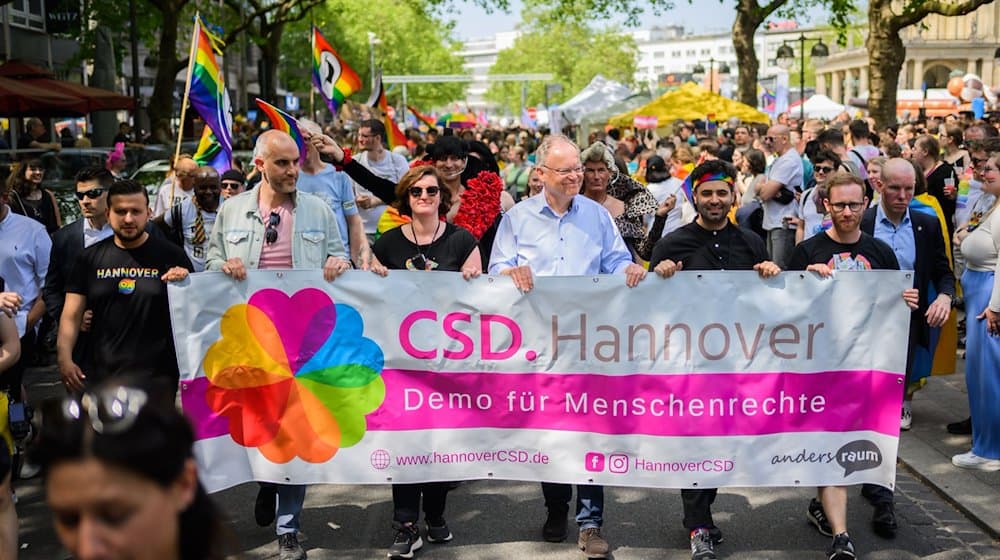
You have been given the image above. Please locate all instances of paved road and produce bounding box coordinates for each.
[13,367,1000,559]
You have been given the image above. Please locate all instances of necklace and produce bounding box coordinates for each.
[410,219,442,248]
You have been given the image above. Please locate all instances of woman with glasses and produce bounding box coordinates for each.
[795,150,843,244]
[370,166,479,559]
[6,158,61,234]
[579,141,658,260]
[29,382,230,559]
[951,154,1000,472]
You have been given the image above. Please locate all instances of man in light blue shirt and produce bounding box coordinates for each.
[488,134,646,559]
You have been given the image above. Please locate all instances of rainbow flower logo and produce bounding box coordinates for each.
[201,288,385,463]
[118,279,136,294]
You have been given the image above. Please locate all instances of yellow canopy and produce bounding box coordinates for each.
[608,82,769,127]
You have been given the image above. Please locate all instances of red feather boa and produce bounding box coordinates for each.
[453,171,503,240]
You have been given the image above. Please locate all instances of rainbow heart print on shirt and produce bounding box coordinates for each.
[201,288,385,463]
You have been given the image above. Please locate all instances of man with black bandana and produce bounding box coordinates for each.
[648,160,780,560]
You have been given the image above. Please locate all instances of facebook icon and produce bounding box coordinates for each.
[584,452,606,472]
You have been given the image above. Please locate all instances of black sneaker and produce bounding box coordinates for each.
[426,519,453,543]
[871,503,897,538]
[388,522,423,559]
[542,509,568,542]
[827,532,856,559]
[689,528,717,560]
[708,525,724,545]
[807,498,834,537]
[277,532,306,560]
[947,417,973,435]
[254,482,277,527]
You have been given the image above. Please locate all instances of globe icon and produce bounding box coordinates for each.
[370,449,391,470]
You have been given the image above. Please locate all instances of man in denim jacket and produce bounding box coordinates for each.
[206,130,351,560]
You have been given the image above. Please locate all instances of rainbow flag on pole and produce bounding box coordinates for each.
[369,71,407,150]
[255,98,307,161]
[312,26,361,115]
[187,16,232,171]
[407,105,437,129]
[193,126,230,171]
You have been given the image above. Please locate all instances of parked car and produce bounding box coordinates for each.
[131,159,171,201]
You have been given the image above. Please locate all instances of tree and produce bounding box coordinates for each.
[279,0,467,114]
[485,5,638,114]
[864,0,995,129]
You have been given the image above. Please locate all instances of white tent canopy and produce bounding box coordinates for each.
[554,75,633,125]
[799,94,847,120]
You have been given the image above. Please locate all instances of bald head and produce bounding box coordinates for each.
[194,166,219,182]
[882,158,916,188]
[254,129,299,162]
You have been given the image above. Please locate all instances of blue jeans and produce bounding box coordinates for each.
[541,482,604,529]
[276,484,306,536]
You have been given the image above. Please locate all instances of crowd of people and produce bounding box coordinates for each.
[0,107,998,560]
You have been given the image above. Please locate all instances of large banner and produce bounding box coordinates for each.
[169,270,910,494]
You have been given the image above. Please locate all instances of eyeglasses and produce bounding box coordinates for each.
[814,165,836,174]
[75,187,107,200]
[828,201,865,213]
[57,386,149,435]
[408,186,440,197]
[542,165,585,177]
[221,181,243,190]
[265,211,280,244]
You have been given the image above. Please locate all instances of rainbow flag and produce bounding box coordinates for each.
[255,98,307,161]
[193,126,230,171]
[312,26,361,115]
[187,16,232,172]
[369,71,407,150]
[407,105,437,128]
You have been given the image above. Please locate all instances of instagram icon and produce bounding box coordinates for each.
[584,452,605,472]
[608,453,629,473]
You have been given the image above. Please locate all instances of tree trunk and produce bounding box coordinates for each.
[733,3,762,108]
[148,5,183,144]
[866,1,905,130]
[258,20,285,104]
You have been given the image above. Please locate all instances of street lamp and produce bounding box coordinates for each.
[776,33,829,121]
[691,58,731,94]
[367,32,381,87]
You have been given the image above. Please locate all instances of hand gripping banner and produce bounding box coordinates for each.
[168,270,911,493]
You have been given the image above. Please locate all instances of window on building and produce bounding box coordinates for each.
[672,50,681,57]
[6,0,45,31]
[654,65,665,73]
[654,51,665,58]
[700,48,710,55]
[686,49,695,56]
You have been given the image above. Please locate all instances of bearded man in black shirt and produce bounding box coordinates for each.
[649,160,780,560]
[57,180,193,399]
[787,171,919,560]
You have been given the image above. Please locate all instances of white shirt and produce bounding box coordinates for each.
[83,218,114,248]
[762,148,803,231]
[153,177,193,216]
[355,150,409,234]
[645,178,688,239]
[163,198,218,272]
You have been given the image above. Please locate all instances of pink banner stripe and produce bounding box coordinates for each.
[183,369,902,441]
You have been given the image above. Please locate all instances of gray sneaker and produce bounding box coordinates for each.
[690,528,717,560]
[278,533,306,560]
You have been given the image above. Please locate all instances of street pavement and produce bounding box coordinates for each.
[13,364,1000,559]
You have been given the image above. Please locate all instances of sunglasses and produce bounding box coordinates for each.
[814,165,836,174]
[54,386,149,435]
[408,186,440,197]
[221,181,243,190]
[75,187,107,200]
[265,211,280,244]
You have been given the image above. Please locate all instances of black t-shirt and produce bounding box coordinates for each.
[65,235,193,385]
[373,222,477,272]
[787,231,899,271]
[925,163,957,236]
[649,221,770,271]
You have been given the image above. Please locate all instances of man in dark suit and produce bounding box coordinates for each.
[43,167,115,371]
[859,157,954,537]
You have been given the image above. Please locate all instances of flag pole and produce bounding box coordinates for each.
[171,12,200,208]
[309,23,316,121]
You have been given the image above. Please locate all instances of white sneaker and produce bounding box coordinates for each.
[900,402,912,431]
[952,451,1000,471]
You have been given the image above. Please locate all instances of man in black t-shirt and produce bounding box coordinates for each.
[57,180,192,397]
[787,172,918,560]
[649,160,780,560]
[911,135,958,236]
